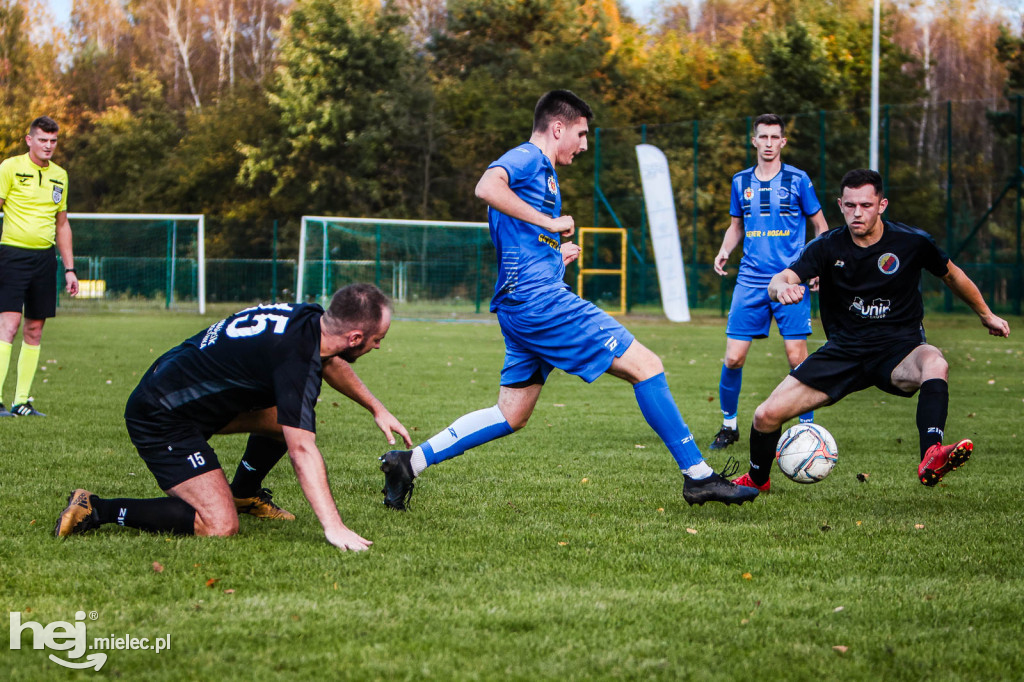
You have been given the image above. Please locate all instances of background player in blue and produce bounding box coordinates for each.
[734,169,1009,492]
[710,114,828,452]
[54,284,407,551]
[379,90,757,509]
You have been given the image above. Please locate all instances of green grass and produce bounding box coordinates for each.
[2,311,1023,680]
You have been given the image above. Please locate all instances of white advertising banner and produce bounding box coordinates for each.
[635,144,690,322]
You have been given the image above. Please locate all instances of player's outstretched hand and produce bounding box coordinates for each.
[374,408,413,447]
[551,215,575,237]
[325,527,373,552]
[560,242,581,265]
[981,313,1010,338]
[808,276,820,292]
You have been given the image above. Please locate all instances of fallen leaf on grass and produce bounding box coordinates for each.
[206,578,219,587]
[558,542,568,546]
[686,528,698,535]
[914,524,925,530]
[29,519,35,525]
[152,562,164,573]
[580,478,589,484]
[657,508,664,513]
[856,473,870,482]
[223,589,235,594]
[833,606,844,613]
[832,645,849,654]
[742,572,752,580]
[856,521,862,526]
[634,444,646,449]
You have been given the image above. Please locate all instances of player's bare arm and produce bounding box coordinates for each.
[55,211,78,297]
[282,425,372,551]
[767,269,805,305]
[940,261,1011,338]
[475,166,574,237]
[322,356,412,446]
[809,210,829,237]
[713,216,744,276]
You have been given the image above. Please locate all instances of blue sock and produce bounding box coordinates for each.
[719,365,742,421]
[633,373,703,469]
[799,411,814,423]
[421,405,514,467]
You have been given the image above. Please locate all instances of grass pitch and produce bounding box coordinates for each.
[2,310,1023,680]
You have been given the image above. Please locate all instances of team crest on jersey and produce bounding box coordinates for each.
[743,187,753,201]
[776,187,790,198]
[51,184,64,204]
[547,175,557,195]
[877,253,899,275]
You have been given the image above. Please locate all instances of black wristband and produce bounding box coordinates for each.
[64,268,76,274]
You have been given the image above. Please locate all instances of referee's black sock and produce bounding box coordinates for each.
[749,425,782,486]
[91,496,196,535]
[229,435,288,498]
[916,378,949,459]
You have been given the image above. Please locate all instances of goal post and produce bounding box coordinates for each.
[576,226,627,315]
[297,216,492,315]
[63,213,206,313]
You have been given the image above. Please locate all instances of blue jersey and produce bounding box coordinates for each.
[729,163,822,288]
[486,142,568,309]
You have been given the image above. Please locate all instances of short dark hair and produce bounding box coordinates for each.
[839,169,884,198]
[533,90,593,133]
[753,113,785,136]
[323,283,391,335]
[29,116,59,135]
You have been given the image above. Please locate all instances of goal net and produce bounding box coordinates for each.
[297,217,493,317]
[59,213,205,313]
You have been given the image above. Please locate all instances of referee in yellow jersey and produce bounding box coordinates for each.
[0,116,78,417]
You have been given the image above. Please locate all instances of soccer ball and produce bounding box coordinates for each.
[775,423,838,484]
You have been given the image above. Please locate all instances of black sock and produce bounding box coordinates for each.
[229,435,288,498]
[91,495,196,535]
[749,426,782,486]
[917,378,949,459]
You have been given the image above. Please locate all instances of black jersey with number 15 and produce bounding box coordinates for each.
[788,221,949,348]
[130,303,324,434]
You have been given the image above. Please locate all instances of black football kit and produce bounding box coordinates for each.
[787,220,950,401]
[125,303,324,489]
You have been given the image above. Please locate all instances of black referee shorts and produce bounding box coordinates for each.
[0,245,58,318]
[790,338,925,403]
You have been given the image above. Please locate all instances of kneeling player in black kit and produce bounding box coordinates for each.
[54,283,410,551]
[731,169,1011,493]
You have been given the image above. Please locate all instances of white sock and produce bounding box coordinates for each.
[683,461,714,480]
[723,416,738,429]
[410,447,427,477]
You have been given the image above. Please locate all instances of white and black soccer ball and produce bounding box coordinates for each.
[775,423,838,484]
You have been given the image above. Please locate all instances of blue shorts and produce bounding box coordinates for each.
[726,282,811,341]
[495,289,634,385]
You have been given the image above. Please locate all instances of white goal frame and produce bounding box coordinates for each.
[297,215,487,303]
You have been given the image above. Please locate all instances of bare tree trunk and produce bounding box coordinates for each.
[916,22,931,172]
[162,0,202,109]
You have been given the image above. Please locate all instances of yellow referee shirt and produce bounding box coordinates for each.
[0,153,69,249]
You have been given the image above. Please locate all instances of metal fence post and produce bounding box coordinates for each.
[945,100,954,313]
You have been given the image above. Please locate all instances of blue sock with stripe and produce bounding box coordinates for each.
[634,373,704,469]
[421,405,514,467]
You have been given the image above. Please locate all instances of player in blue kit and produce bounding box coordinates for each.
[710,114,829,457]
[379,90,758,510]
[735,169,1009,491]
[54,284,410,551]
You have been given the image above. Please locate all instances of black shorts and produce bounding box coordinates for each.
[0,245,58,318]
[124,389,222,491]
[790,338,924,403]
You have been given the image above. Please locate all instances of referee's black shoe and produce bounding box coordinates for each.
[380,450,415,511]
[0,403,12,417]
[708,426,739,450]
[11,402,46,417]
[683,459,759,506]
